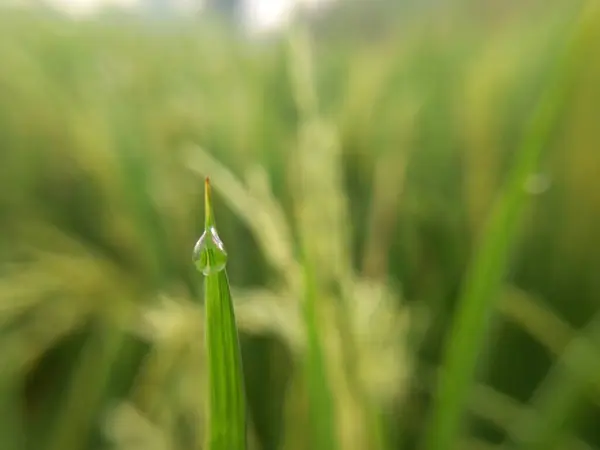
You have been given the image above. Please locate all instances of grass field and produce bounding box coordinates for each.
[1,3,600,450]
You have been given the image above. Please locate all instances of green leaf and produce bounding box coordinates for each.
[194,177,247,450]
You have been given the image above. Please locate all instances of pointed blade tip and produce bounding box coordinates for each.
[204,176,214,228]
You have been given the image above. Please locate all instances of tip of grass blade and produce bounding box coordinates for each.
[205,176,215,229]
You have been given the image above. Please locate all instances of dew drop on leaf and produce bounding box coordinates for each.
[193,226,228,276]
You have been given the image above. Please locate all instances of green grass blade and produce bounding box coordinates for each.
[420,6,594,450]
[194,177,246,450]
[301,261,340,450]
[286,28,341,450]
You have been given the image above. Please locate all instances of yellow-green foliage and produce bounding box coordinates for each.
[1,4,600,450]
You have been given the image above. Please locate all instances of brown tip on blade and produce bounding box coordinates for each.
[204,177,211,200]
[204,176,214,229]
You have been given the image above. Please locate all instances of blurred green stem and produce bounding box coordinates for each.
[420,5,596,450]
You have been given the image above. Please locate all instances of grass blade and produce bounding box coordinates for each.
[420,6,595,450]
[194,177,246,450]
[286,28,342,450]
[300,260,341,450]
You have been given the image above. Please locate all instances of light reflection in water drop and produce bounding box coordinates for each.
[193,226,228,276]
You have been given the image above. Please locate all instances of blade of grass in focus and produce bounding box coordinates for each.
[420,6,595,450]
[193,177,246,450]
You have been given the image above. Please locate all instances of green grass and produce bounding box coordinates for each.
[420,5,598,450]
[195,178,247,450]
[0,3,600,450]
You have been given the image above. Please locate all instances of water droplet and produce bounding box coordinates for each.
[193,226,228,276]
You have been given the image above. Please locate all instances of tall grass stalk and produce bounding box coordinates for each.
[194,177,247,450]
[420,5,595,450]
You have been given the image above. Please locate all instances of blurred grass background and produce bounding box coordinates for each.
[1,1,600,449]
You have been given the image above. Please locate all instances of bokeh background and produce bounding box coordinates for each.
[1,0,600,449]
